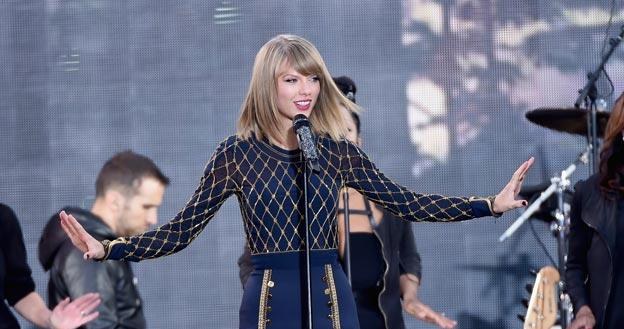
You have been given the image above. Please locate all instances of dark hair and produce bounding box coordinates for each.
[95,150,170,197]
[349,110,361,135]
[332,76,360,134]
[600,92,624,196]
[332,76,357,103]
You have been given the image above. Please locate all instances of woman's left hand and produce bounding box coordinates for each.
[492,157,534,214]
[403,299,457,329]
[49,293,100,329]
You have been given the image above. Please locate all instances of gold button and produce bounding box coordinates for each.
[267,280,275,288]
[324,288,330,295]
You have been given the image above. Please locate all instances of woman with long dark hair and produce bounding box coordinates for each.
[567,93,624,329]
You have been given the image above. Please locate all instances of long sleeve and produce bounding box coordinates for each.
[106,139,240,261]
[565,181,591,313]
[0,204,36,306]
[341,141,493,222]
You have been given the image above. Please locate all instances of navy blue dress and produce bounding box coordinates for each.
[102,135,495,329]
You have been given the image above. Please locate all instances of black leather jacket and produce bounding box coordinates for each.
[566,175,616,329]
[38,207,146,329]
[372,209,422,329]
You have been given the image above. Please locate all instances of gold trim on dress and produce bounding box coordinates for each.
[324,264,341,329]
[469,196,502,217]
[258,269,273,329]
[101,237,128,260]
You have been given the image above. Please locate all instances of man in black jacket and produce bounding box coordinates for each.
[38,151,169,329]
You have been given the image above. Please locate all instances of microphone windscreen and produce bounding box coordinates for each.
[292,114,309,130]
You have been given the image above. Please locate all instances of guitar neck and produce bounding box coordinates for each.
[524,266,560,329]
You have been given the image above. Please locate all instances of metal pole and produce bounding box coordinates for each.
[554,184,569,329]
[303,161,313,329]
[342,189,352,284]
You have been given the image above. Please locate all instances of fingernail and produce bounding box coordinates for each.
[522,201,528,206]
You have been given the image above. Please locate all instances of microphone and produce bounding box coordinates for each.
[292,114,320,173]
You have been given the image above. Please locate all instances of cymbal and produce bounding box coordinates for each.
[525,108,610,137]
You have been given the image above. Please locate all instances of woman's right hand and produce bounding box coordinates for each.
[59,211,105,260]
[568,306,595,329]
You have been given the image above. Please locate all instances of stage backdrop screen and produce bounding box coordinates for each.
[2,1,623,328]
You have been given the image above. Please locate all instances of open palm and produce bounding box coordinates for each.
[492,157,534,214]
[59,211,105,260]
[49,293,101,329]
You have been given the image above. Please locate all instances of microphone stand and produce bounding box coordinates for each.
[292,115,320,329]
[574,24,624,174]
[499,146,589,329]
[342,189,352,284]
[499,146,589,242]
[302,155,314,329]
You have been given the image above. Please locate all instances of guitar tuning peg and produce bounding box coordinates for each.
[522,298,528,308]
[525,283,534,294]
[529,268,538,276]
[517,314,525,322]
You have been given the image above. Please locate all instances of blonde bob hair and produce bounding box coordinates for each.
[237,34,359,143]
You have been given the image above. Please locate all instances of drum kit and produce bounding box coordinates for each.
[498,105,610,329]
